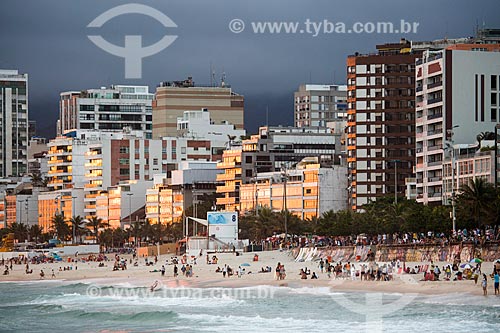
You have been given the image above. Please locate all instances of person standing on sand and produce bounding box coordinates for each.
[493,271,499,295]
[482,274,488,296]
[280,265,286,280]
[173,265,178,277]
[161,265,165,277]
[275,262,281,280]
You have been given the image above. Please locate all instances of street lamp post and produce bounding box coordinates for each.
[495,124,500,188]
[17,200,23,225]
[71,196,77,244]
[281,165,288,242]
[127,192,133,229]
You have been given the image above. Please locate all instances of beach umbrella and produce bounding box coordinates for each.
[469,258,482,264]
[460,263,471,269]
[240,263,251,266]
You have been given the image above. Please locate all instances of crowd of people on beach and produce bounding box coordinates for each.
[274,226,500,249]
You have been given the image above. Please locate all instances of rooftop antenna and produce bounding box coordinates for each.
[221,71,226,87]
[211,65,216,87]
[209,62,213,87]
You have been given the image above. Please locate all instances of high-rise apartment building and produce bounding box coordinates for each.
[415,44,500,204]
[216,126,341,211]
[346,40,420,209]
[0,70,28,177]
[294,84,347,127]
[239,161,347,220]
[58,85,153,138]
[153,77,244,138]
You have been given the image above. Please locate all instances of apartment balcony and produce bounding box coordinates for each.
[48,169,70,175]
[217,184,238,193]
[427,145,442,152]
[217,161,241,169]
[216,196,237,205]
[85,153,102,159]
[84,162,103,168]
[427,113,443,120]
[216,173,241,181]
[47,159,71,165]
[427,176,442,184]
[84,183,101,189]
[427,129,443,136]
[427,161,442,167]
[427,97,442,105]
[427,81,442,89]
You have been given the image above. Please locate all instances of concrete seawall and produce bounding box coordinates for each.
[292,242,500,263]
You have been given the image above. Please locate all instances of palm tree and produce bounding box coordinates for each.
[69,216,86,244]
[250,206,280,241]
[28,225,44,243]
[29,173,44,187]
[9,222,29,242]
[87,216,104,244]
[51,214,70,241]
[456,178,496,228]
[129,221,143,246]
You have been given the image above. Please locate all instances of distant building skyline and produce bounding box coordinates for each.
[0,69,29,178]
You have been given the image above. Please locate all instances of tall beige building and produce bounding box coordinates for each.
[152,77,244,138]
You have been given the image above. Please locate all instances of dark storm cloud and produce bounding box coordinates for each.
[1,0,499,138]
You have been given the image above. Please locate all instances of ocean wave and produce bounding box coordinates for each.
[26,290,246,309]
[177,313,349,330]
[50,309,177,322]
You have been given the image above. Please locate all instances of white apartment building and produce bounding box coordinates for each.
[239,161,348,219]
[0,69,29,177]
[46,136,87,190]
[442,150,494,202]
[58,85,153,138]
[294,84,347,127]
[415,44,500,204]
[177,109,246,155]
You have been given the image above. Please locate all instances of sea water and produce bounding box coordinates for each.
[0,281,499,332]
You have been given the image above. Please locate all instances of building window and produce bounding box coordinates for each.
[120,168,129,175]
[119,146,129,154]
[492,93,497,106]
[119,158,129,165]
[153,158,158,165]
[491,108,497,122]
[80,105,95,111]
[492,75,497,90]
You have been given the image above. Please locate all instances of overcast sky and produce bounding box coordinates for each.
[1,0,500,138]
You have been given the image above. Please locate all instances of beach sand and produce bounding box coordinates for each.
[1,250,497,296]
